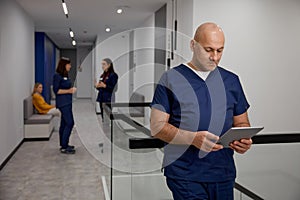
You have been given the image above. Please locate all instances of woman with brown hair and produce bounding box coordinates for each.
[95,58,118,119]
[53,57,77,154]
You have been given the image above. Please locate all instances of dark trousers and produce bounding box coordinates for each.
[99,102,104,119]
[99,102,111,119]
[58,104,74,149]
[166,177,234,200]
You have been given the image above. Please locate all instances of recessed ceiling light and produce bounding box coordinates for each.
[117,8,123,14]
[116,5,129,14]
[105,27,111,32]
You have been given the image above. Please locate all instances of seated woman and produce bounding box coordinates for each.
[32,83,60,117]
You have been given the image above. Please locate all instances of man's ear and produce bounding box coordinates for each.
[190,40,195,52]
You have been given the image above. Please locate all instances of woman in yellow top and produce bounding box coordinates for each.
[32,83,60,116]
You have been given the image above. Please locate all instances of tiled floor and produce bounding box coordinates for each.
[0,99,109,200]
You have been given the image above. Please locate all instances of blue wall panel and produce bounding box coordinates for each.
[35,32,57,103]
[35,32,45,95]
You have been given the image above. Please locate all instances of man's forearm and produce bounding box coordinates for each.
[233,112,251,127]
[151,121,196,146]
[234,122,250,127]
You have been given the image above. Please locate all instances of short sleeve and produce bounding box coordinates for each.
[150,72,171,114]
[52,74,61,94]
[106,73,118,92]
[234,77,250,116]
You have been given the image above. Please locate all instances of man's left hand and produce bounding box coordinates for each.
[230,138,252,154]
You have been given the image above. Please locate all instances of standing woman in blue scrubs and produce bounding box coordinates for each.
[95,58,118,119]
[53,57,77,154]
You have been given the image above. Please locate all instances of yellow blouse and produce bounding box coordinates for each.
[32,93,54,114]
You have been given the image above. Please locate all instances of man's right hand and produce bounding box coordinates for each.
[192,131,223,152]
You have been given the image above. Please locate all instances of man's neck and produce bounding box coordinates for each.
[187,62,208,72]
[184,63,210,81]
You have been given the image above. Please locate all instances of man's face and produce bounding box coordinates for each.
[191,32,224,71]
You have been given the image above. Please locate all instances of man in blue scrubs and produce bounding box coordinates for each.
[150,22,252,199]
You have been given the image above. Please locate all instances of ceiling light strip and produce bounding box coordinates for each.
[62,0,69,18]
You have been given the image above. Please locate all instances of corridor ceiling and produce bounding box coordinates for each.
[16,0,168,49]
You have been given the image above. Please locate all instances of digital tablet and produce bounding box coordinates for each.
[217,126,264,148]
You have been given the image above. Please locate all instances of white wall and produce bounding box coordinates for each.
[76,46,93,98]
[193,0,300,134]
[0,0,34,165]
[133,15,155,102]
[91,44,97,104]
[93,42,100,112]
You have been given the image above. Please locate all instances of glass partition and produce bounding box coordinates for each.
[106,104,171,200]
[234,143,300,200]
[104,104,300,200]
[111,117,171,200]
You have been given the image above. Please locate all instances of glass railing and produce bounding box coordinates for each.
[234,141,300,200]
[103,103,300,200]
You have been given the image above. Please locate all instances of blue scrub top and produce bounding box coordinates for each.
[151,64,250,182]
[53,73,73,108]
[96,72,118,103]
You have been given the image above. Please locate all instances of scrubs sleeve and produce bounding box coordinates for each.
[234,77,250,116]
[106,73,118,92]
[52,74,62,95]
[151,72,171,114]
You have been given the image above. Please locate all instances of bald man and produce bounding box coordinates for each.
[150,22,252,199]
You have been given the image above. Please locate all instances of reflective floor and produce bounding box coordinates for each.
[0,99,109,200]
